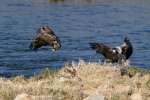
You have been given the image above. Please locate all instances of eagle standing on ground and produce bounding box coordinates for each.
[30,26,61,51]
[89,37,133,63]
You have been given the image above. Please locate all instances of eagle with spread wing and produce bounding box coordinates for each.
[30,26,61,51]
[89,37,133,63]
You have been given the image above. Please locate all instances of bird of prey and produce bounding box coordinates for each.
[30,26,61,51]
[89,37,133,63]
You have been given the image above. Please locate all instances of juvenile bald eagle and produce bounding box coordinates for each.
[89,37,133,63]
[29,26,61,51]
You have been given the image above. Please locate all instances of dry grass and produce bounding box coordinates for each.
[0,60,149,100]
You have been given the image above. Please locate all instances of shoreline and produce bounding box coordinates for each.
[0,60,150,100]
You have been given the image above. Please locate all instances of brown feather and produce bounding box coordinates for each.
[30,26,61,51]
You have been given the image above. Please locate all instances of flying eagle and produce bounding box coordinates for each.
[89,37,133,63]
[29,26,61,51]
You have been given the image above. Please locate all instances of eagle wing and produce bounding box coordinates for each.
[30,32,56,50]
[89,42,121,62]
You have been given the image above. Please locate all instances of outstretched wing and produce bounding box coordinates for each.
[89,42,112,54]
[89,43,103,53]
[89,42,122,62]
[30,26,61,51]
[30,30,56,50]
[29,36,48,50]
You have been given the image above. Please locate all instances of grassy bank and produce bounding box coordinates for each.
[0,60,149,100]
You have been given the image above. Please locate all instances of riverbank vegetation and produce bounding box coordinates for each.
[0,60,149,100]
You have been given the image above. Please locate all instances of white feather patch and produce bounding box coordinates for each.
[121,43,126,47]
[112,50,116,53]
[115,46,122,54]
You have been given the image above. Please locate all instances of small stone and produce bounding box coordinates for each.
[84,93,104,100]
[14,93,33,100]
[120,68,128,76]
[130,93,142,100]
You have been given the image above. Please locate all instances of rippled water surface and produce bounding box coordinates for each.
[0,0,150,77]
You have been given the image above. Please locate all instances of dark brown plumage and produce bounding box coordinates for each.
[89,37,133,63]
[121,37,133,60]
[30,26,61,51]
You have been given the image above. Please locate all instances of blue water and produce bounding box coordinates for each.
[0,0,150,77]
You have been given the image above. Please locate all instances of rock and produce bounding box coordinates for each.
[84,92,104,100]
[114,85,131,94]
[120,68,128,76]
[130,93,142,100]
[14,93,33,100]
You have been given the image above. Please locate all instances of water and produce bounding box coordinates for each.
[0,0,150,77]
